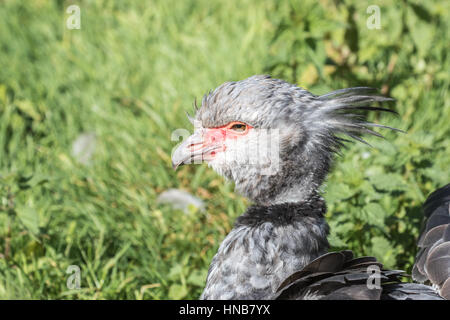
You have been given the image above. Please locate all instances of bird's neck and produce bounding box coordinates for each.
[235,143,332,205]
[201,194,330,299]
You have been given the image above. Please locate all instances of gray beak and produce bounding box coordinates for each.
[171,131,207,170]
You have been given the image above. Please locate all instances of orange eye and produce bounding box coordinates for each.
[228,122,248,133]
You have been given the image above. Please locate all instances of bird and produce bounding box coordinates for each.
[171,75,450,300]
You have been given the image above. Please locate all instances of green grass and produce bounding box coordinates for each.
[0,0,449,299]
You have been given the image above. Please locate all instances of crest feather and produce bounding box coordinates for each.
[313,87,402,150]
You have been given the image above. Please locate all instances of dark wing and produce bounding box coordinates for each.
[275,184,450,300]
[381,283,443,300]
[412,183,450,299]
[275,250,443,300]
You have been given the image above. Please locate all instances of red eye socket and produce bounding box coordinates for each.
[227,121,248,133]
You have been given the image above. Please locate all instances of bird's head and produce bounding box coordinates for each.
[172,75,398,205]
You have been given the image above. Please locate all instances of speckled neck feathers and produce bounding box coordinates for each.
[201,193,329,299]
[233,136,332,205]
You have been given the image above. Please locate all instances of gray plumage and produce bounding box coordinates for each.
[412,183,450,299]
[201,194,329,299]
[172,75,449,300]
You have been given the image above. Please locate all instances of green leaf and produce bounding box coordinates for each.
[187,269,207,287]
[369,237,396,268]
[168,284,188,299]
[407,7,435,58]
[324,183,355,202]
[167,264,183,281]
[16,206,40,236]
[368,174,407,192]
[328,231,347,248]
[361,202,388,228]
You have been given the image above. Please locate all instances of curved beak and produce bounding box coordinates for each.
[171,130,222,170]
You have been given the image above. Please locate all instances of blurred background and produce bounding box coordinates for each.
[0,0,448,299]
